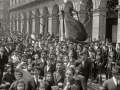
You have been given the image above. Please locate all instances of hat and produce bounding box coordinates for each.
[4,64,11,71]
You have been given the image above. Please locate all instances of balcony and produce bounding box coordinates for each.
[9,0,42,11]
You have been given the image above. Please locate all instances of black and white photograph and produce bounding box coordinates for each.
[0,0,120,90]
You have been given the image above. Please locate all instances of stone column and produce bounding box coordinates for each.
[16,19,18,31]
[27,19,29,34]
[48,14,52,34]
[92,9,106,40]
[32,18,35,33]
[117,7,120,43]
[59,12,65,41]
[10,17,13,36]
[21,19,23,33]
[40,17,43,33]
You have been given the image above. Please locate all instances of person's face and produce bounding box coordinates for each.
[41,52,46,58]
[8,59,13,63]
[0,47,4,53]
[64,56,68,63]
[56,63,63,71]
[50,55,56,59]
[6,67,12,72]
[16,72,23,80]
[56,50,60,56]
[47,60,52,66]
[77,45,82,50]
[50,47,54,53]
[34,69,40,76]
[34,54,39,60]
[110,53,114,57]
[27,59,32,64]
[17,83,24,90]
[27,65,32,71]
[75,68,79,74]
[22,64,27,69]
[97,52,101,55]
[63,46,67,50]
[81,54,87,61]
[46,74,52,81]
[69,52,73,57]
[69,44,73,49]
[66,70,74,81]
[57,56,61,61]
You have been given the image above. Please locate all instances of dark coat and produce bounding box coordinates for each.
[53,71,65,85]
[100,78,120,90]
[77,59,91,82]
[2,73,15,84]
[0,53,8,67]
[44,65,56,76]
[29,76,43,90]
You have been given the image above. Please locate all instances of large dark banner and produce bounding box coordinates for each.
[65,13,88,43]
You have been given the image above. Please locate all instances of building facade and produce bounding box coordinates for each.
[0,0,10,30]
[9,0,120,43]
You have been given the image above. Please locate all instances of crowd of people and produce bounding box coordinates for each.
[0,32,120,90]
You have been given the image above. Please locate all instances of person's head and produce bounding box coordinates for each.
[41,51,47,58]
[109,52,114,58]
[33,66,41,76]
[27,64,32,71]
[112,65,120,80]
[46,57,53,66]
[68,51,73,57]
[50,54,56,59]
[15,69,23,80]
[63,45,68,51]
[16,45,20,50]
[96,49,101,55]
[16,80,25,90]
[65,67,75,82]
[69,43,73,49]
[45,72,53,81]
[34,54,39,60]
[39,80,48,90]
[56,60,63,72]
[8,56,13,63]
[0,47,4,53]
[22,63,28,69]
[80,52,87,61]
[27,58,32,65]
[69,57,74,63]
[56,56,62,61]
[5,65,12,72]
[77,44,82,51]
[63,56,69,63]
[49,47,54,53]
